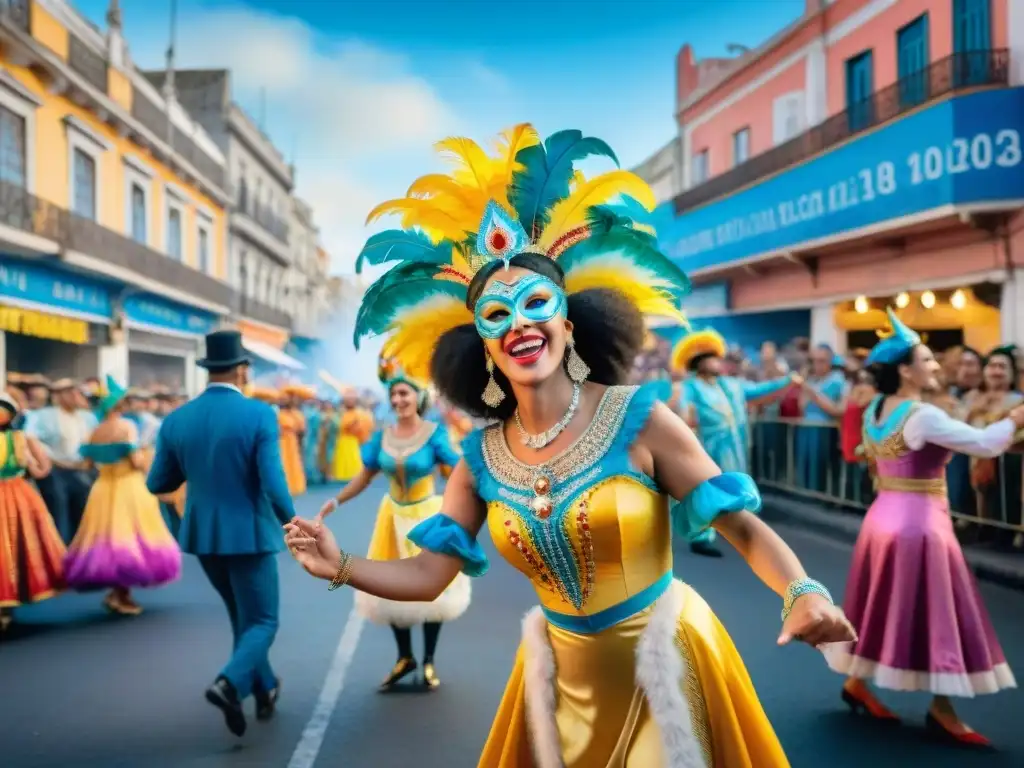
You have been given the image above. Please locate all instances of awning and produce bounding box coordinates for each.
[242,337,305,370]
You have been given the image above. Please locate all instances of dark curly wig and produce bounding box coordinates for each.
[430,252,645,420]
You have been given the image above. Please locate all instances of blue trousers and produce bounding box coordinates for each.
[198,554,280,699]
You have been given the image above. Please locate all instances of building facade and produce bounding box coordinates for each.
[632,138,684,205]
[655,0,1024,354]
[0,0,234,395]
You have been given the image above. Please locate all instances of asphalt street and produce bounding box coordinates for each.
[3,480,1024,768]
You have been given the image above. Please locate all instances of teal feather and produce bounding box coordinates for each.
[354,230,454,273]
[599,195,655,228]
[509,130,619,239]
[559,223,691,300]
[354,267,467,348]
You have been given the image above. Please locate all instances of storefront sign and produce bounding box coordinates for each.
[0,257,112,317]
[237,319,289,350]
[658,87,1024,273]
[123,294,218,336]
[0,304,90,344]
[680,282,729,316]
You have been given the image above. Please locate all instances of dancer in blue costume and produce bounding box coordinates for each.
[669,328,797,556]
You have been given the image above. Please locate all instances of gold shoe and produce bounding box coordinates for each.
[379,657,417,690]
[423,662,440,689]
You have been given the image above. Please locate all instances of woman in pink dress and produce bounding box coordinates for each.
[824,308,1023,747]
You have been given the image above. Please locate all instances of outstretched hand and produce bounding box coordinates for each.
[778,594,857,648]
[284,517,341,580]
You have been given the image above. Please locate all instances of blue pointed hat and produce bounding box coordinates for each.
[98,375,128,416]
[866,308,921,366]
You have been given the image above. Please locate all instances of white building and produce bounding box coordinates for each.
[631,138,684,206]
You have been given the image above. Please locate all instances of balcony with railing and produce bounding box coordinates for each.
[673,49,1011,215]
[235,293,292,329]
[229,186,290,245]
[67,33,109,94]
[0,180,234,309]
[0,0,30,33]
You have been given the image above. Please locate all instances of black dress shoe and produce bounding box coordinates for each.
[689,541,723,558]
[205,677,246,737]
[255,678,281,722]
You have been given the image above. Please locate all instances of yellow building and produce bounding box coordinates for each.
[0,0,233,394]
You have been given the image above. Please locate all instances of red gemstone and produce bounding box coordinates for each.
[582,523,590,531]
[490,231,507,251]
[504,520,511,526]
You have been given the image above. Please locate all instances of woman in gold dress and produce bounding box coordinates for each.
[317,356,468,689]
[332,389,374,483]
[285,125,855,766]
[278,386,308,497]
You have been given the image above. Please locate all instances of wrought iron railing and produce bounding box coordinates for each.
[0,0,30,33]
[235,294,292,329]
[750,417,1024,543]
[228,186,290,244]
[0,180,67,240]
[674,49,1011,215]
[67,33,109,95]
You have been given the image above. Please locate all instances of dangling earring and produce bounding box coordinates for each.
[566,336,590,384]
[482,352,505,408]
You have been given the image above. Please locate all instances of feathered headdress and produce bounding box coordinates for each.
[670,328,727,371]
[353,124,691,381]
[378,341,427,394]
[866,308,921,366]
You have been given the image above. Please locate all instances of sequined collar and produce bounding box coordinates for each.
[382,420,436,460]
[481,386,636,490]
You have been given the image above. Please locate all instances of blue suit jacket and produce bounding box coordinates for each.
[146,386,295,556]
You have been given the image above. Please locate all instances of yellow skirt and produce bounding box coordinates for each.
[355,493,471,627]
[479,580,788,768]
[332,433,363,483]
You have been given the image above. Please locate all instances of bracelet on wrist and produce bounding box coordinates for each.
[781,577,833,621]
[328,551,354,591]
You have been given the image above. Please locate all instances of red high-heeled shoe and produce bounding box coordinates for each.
[925,712,993,748]
[841,686,901,722]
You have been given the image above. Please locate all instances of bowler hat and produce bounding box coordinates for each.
[198,330,251,370]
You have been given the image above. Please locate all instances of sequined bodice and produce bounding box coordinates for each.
[468,385,668,617]
[863,400,949,479]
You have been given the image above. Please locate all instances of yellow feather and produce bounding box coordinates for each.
[404,174,488,234]
[385,296,473,382]
[434,137,498,189]
[365,198,468,243]
[494,124,539,179]
[538,170,657,251]
[564,259,686,323]
[670,330,726,371]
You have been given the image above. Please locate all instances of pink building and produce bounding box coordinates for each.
[655,0,1024,355]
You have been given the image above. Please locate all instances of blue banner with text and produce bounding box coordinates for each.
[123,294,218,336]
[657,87,1024,272]
[0,256,112,318]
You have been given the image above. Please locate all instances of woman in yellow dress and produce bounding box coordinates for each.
[65,376,181,616]
[286,125,856,766]
[278,386,308,497]
[317,356,468,689]
[331,388,372,483]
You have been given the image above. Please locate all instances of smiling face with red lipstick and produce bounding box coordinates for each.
[474,266,572,388]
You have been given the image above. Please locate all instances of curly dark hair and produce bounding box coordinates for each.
[431,252,645,420]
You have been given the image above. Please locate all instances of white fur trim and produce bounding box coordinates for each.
[823,644,1017,697]
[519,581,707,768]
[355,573,471,628]
[635,582,707,768]
[522,607,563,768]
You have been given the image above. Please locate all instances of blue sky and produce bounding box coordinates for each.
[75,0,804,273]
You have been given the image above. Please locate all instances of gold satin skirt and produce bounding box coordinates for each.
[479,581,788,768]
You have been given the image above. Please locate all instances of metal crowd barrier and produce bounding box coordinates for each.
[749,418,1024,541]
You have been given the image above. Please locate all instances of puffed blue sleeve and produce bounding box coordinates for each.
[740,376,792,402]
[430,424,462,468]
[360,430,384,471]
[407,513,490,577]
[670,472,762,540]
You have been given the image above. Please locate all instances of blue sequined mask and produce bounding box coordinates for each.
[474,275,567,340]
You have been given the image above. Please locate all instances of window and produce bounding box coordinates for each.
[691,150,709,185]
[0,105,27,187]
[953,0,992,86]
[845,50,874,131]
[897,15,930,107]
[197,221,211,273]
[129,183,146,243]
[732,128,750,166]
[772,92,805,145]
[72,147,97,219]
[167,205,183,260]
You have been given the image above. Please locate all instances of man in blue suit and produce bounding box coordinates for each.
[147,330,295,737]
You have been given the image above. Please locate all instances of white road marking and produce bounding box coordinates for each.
[286,608,366,768]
